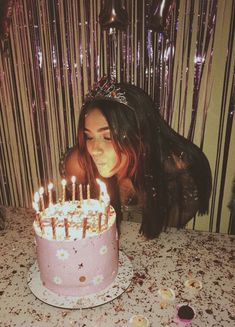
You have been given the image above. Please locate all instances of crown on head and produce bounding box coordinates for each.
[84,76,128,106]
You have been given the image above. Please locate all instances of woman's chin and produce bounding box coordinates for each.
[97,168,114,178]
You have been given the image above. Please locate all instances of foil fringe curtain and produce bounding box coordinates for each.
[0,0,234,233]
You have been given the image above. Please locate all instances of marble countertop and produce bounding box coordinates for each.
[0,207,234,327]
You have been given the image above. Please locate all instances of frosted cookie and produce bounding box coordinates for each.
[158,287,175,301]
[184,278,202,291]
[129,315,150,327]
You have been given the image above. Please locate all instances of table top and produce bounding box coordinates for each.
[0,207,234,327]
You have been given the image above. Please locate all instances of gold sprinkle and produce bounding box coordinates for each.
[79,276,86,282]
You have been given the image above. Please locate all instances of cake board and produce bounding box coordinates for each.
[27,250,133,309]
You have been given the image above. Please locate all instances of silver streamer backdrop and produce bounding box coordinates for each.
[0,0,234,233]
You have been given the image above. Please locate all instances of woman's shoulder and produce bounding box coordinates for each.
[59,145,86,182]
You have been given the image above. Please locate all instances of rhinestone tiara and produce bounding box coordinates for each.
[84,76,128,107]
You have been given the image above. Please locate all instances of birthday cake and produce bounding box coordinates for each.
[32,179,119,297]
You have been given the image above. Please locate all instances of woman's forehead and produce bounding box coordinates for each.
[85,108,109,132]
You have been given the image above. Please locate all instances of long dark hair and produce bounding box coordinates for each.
[77,78,212,238]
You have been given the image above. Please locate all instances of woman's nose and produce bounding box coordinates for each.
[89,139,104,155]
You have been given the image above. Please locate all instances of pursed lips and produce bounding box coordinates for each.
[94,161,106,166]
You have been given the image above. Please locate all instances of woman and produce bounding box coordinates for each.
[62,76,212,239]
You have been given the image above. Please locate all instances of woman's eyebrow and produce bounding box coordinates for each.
[84,126,110,132]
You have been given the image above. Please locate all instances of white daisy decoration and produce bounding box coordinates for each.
[53,276,62,285]
[93,274,104,285]
[56,248,69,260]
[99,245,108,255]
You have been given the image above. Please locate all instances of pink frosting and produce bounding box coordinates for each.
[35,221,118,296]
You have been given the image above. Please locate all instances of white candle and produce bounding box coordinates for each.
[33,201,44,234]
[71,176,76,203]
[79,184,83,204]
[87,184,91,200]
[39,187,45,211]
[104,205,110,228]
[33,192,40,210]
[82,217,88,239]
[48,182,53,206]
[61,179,67,204]
[38,214,44,234]
[96,179,110,229]
[98,212,102,232]
[87,184,90,203]
[96,179,110,204]
[64,218,69,239]
[32,200,39,213]
[51,217,56,239]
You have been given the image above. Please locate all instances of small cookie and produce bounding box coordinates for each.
[158,287,176,302]
[184,278,202,291]
[129,315,150,327]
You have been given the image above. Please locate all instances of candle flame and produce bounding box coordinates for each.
[96,179,110,203]
[96,179,107,194]
[61,179,67,186]
[71,176,76,183]
[34,192,40,203]
[48,182,53,190]
[39,187,44,195]
[32,201,39,212]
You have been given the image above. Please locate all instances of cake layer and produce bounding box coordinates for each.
[34,201,119,297]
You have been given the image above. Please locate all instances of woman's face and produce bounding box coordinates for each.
[84,108,127,178]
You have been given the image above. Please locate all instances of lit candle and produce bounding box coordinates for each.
[79,184,83,204]
[96,179,110,227]
[51,217,56,239]
[33,192,40,209]
[64,218,69,239]
[71,176,76,203]
[104,205,110,228]
[32,200,40,222]
[48,182,53,206]
[33,201,44,234]
[87,184,90,204]
[38,214,44,235]
[61,179,67,204]
[33,202,39,214]
[82,217,88,239]
[96,179,110,205]
[39,187,45,211]
[98,212,102,232]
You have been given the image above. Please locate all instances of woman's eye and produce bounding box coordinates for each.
[103,136,111,141]
[84,134,112,142]
[84,134,92,141]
